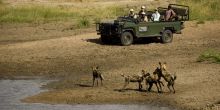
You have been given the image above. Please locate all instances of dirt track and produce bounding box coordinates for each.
[0,21,220,110]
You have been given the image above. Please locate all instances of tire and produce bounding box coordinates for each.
[161,30,173,43]
[100,35,111,44]
[120,32,134,46]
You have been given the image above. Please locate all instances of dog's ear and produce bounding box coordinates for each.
[121,74,124,77]
[92,66,96,70]
[159,62,161,65]
[96,66,99,69]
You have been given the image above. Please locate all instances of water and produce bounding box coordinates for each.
[0,80,175,110]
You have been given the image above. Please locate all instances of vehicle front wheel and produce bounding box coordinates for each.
[161,30,173,43]
[120,32,133,46]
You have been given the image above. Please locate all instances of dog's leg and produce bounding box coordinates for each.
[167,83,171,93]
[101,79,103,86]
[138,82,142,90]
[145,81,149,92]
[92,77,95,87]
[155,83,160,93]
[158,81,163,93]
[122,81,128,90]
[97,79,98,86]
[172,83,175,94]
[148,83,153,92]
[100,79,102,86]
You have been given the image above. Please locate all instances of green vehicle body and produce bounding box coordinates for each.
[119,21,183,37]
[96,4,189,46]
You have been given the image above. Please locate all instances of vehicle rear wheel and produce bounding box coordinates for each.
[100,35,111,44]
[120,32,133,46]
[161,30,173,43]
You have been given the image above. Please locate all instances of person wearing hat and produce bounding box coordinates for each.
[128,9,137,19]
[151,8,160,22]
[138,6,146,16]
[165,5,176,21]
[139,11,148,22]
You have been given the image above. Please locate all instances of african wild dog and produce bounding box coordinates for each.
[155,62,177,93]
[92,66,104,86]
[145,72,164,93]
[121,70,147,91]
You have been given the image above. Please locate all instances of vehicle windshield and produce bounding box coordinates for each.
[117,16,137,23]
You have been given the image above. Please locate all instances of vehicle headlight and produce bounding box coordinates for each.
[96,24,100,31]
[115,28,118,32]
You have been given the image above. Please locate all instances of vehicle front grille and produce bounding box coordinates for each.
[100,23,119,36]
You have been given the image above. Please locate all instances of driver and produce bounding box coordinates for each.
[139,11,148,22]
[138,6,146,16]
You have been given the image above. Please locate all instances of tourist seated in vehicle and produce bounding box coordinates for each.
[138,11,148,22]
[128,9,137,19]
[138,6,146,16]
[151,8,160,22]
[165,5,176,21]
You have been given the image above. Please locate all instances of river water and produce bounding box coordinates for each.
[0,80,175,110]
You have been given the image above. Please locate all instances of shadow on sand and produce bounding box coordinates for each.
[75,84,93,87]
[85,37,161,46]
[114,88,147,92]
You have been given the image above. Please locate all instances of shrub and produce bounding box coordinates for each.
[0,6,79,23]
[197,49,220,63]
[76,17,90,28]
[177,0,220,21]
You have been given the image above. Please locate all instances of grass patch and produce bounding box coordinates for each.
[177,0,220,21]
[0,6,80,23]
[197,50,220,64]
[196,20,205,24]
[77,17,90,28]
[0,4,127,26]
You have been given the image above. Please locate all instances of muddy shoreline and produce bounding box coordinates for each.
[0,79,176,110]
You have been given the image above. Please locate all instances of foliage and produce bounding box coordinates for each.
[77,17,90,28]
[177,0,220,21]
[197,49,220,63]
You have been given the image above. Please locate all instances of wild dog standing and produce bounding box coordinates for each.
[92,66,104,86]
[156,62,177,93]
[151,67,165,92]
[145,72,164,93]
[121,70,147,91]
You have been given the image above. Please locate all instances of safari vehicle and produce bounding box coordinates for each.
[96,4,189,46]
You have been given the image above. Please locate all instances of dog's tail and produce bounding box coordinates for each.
[100,74,104,80]
[172,73,177,81]
[121,74,125,77]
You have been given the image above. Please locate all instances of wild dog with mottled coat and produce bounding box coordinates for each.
[156,62,177,93]
[121,70,147,90]
[145,72,164,93]
[92,66,104,86]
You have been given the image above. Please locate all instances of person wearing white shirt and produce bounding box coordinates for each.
[151,8,160,22]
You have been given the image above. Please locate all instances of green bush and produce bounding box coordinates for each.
[76,17,90,28]
[196,20,205,24]
[177,0,220,21]
[0,5,127,24]
[197,50,220,63]
[0,6,79,23]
